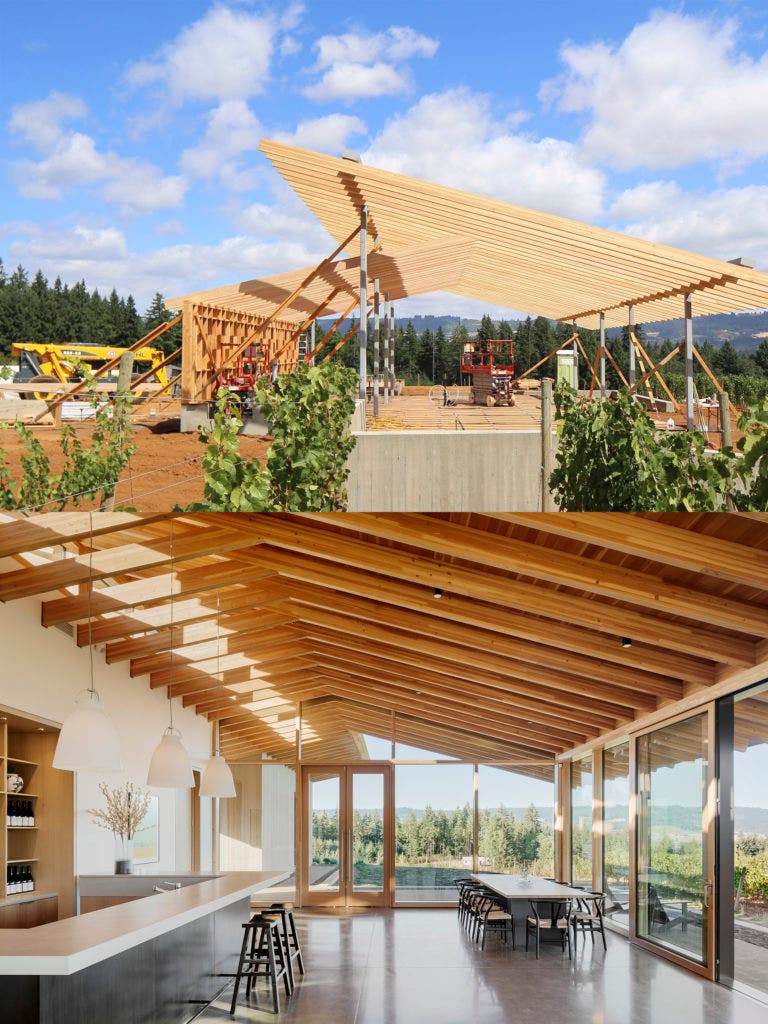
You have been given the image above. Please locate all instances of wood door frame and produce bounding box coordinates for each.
[300,763,393,909]
[629,703,717,980]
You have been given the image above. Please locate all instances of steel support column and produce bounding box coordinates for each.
[373,277,380,418]
[383,291,390,404]
[599,312,606,400]
[389,299,396,387]
[358,204,368,402]
[684,292,695,430]
[628,305,636,387]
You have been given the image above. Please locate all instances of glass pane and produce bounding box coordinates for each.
[603,741,630,930]
[733,684,768,994]
[352,773,385,893]
[571,755,593,886]
[478,764,555,875]
[394,763,473,902]
[219,763,296,902]
[308,773,341,893]
[636,714,708,963]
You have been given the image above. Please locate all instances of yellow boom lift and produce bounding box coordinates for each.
[12,342,170,400]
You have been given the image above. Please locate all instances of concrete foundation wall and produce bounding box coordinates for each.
[346,429,556,511]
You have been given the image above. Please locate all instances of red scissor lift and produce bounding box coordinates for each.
[217,341,271,413]
[461,339,516,406]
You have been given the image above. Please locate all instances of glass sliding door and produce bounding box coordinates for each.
[603,740,630,930]
[477,764,555,876]
[571,754,593,886]
[349,768,389,907]
[635,710,715,977]
[727,682,768,997]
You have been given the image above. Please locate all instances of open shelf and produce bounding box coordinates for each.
[7,858,39,864]
[7,757,38,767]
[8,827,38,831]
[6,793,39,799]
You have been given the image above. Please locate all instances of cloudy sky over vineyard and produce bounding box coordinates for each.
[2,0,768,315]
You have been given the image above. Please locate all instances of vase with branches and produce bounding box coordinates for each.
[88,782,151,874]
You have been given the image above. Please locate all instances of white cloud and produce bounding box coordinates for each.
[15,225,128,262]
[7,217,333,311]
[180,100,263,192]
[124,5,280,103]
[609,181,768,270]
[9,91,88,151]
[305,24,438,103]
[101,160,186,214]
[274,113,366,154]
[542,11,768,171]
[364,88,605,221]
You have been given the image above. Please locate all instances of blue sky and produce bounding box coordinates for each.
[2,0,768,318]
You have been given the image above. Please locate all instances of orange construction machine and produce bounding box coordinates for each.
[461,338,516,406]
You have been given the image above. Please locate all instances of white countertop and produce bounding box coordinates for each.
[0,870,288,976]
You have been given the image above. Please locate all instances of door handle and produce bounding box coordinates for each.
[703,880,713,909]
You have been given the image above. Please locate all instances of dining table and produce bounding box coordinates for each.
[472,873,588,941]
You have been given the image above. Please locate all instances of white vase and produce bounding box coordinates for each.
[114,835,133,875]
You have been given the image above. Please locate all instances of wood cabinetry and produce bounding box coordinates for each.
[1,710,74,918]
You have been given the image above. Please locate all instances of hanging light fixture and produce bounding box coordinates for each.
[201,590,236,798]
[147,519,194,789]
[53,514,123,772]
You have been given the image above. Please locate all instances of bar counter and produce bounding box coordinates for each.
[0,871,288,1024]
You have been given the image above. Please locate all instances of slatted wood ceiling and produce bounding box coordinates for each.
[1,512,767,767]
[168,141,768,331]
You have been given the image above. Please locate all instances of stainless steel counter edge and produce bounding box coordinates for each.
[0,870,289,976]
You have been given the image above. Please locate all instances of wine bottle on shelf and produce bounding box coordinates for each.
[5,800,9,827]
[8,866,17,895]
[29,800,35,827]
[24,801,31,827]
[13,800,21,827]
[24,866,34,893]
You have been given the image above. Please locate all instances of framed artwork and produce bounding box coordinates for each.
[134,794,159,865]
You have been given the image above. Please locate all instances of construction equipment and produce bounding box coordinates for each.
[461,339,516,406]
[215,342,270,414]
[12,342,171,400]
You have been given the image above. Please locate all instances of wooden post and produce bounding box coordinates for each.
[628,305,636,388]
[116,351,134,395]
[599,312,606,401]
[373,277,380,419]
[719,391,732,449]
[541,378,554,512]
[358,205,368,402]
[684,293,695,431]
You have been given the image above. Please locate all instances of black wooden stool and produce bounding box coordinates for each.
[253,902,305,993]
[230,914,290,1016]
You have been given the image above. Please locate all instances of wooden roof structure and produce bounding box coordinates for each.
[167,141,768,331]
[1,512,767,768]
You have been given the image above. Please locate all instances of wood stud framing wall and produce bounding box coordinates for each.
[181,302,299,403]
[0,511,767,776]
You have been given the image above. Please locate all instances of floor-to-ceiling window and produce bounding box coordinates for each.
[477,764,555,877]
[571,754,593,887]
[636,713,712,970]
[603,739,630,930]
[394,755,474,904]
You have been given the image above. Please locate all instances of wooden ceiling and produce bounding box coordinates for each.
[168,141,768,331]
[1,512,767,768]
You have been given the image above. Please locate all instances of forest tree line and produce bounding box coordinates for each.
[311,802,554,875]
[3,262,768,405]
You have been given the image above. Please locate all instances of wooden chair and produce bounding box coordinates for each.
[525,900,573,960]
[230,914,291,1015]
[476,894,515,950]
[571,892,607,951]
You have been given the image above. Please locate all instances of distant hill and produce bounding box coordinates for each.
[319,309,768,352]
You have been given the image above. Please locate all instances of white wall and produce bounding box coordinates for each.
[0,594,212,876]
[261,765,295,871]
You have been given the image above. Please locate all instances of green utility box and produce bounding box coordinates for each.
[556,347,578,390]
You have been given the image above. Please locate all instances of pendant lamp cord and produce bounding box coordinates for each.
[87,511,95,696]
[169,517,174,732]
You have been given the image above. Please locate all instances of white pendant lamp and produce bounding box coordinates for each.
[200,592,236,798]
[147,518,194,789]
[53,514,123,772]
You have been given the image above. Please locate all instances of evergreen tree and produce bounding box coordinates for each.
[477,313,496,342]
[143,292,182,355]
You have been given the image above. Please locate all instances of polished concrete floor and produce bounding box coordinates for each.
[199,908,768,1024]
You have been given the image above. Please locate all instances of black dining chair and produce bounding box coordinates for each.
[571,891,607,951]
[525,899,573,959]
